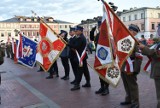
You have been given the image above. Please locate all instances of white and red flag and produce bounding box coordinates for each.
[16,33,23,59]
[94,0,136,87]
[36,22,66,71]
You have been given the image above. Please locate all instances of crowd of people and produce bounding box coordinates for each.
[1,22,160,108]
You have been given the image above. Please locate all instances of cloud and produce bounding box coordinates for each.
[0,0,103,23]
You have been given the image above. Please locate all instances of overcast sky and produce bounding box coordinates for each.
[0,0,159,23]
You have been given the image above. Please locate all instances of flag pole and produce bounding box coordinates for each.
[31,10,67,44]
[97,0,139,44]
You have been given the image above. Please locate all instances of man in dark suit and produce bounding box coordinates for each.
[138,39,160,108]
[68,27,78,84]
[69,26,91,91]
[121,24,142,108]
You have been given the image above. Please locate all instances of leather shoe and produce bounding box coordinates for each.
[63,76,69,80]
[82,83,91,87]
[101,88,109,96]
[61,76,66,79]
[46,76,53,79]
[56,74,59,77]
[120,101,131,105]
[130,104,139,108]
[37,70,43,72]
[70,80,76,84]
[95,88,104,94]
[71,85,80,91]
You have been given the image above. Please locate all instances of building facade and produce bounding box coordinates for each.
[0,16,76,43]
[119,7,160,39]
[79,7,160,40]
[79,16,102,37]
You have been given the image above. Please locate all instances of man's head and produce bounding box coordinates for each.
[75,26,83,35]
[69,27,76,36]
[59,30,68,39]
[129,24,140,36]
[97,21,101,31]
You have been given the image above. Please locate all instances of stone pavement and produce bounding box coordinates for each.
[0,53,157,108]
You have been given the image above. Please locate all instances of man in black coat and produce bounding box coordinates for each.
[69,26,91,91]
[68,27,78,84]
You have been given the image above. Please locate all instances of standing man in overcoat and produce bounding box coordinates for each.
[69,26,91,91]
[121,24,142,108]
[138,39,160,108]
[68,27,78,84]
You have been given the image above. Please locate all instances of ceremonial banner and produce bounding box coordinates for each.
[94,0,136,87]
[14,40,18,63]
[16,33,23,59]
[94,10,113,68]
[102,1,135,68]
[18,35,37,68]
[36,22,66,71]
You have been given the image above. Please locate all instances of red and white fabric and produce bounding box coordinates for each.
[36,22,66,71]
[75,47,87,67]
[102,1,136,68]
[16,33,23,59]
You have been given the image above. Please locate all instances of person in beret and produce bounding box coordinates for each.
[69,25,91,91]
[120,24,142,108]
[68,27,79,84]
[59,30,70,80]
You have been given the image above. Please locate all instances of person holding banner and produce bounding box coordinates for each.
[59,30,70,80]
[121,24,142,108]
[46,61,59,79]
[69,26,91,91]
[138,38,160,108]
[92,21,109,96]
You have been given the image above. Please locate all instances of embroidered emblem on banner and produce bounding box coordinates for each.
[23,46,33,57]
[121,39,132,51]
[98,47,108,60]
[107,66,120,79]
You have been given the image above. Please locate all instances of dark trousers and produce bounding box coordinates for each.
[70,58,78,81]
[49,61,58,76]
[121,72,139,105]
[61,57,70,77]
[154,79,160,108]
[99,77,109,89]
[76,59,90,85]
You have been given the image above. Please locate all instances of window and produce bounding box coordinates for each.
[8,32,11,37]
[1,33,4,37]
[158,13,160,18]
[123,17,126,22]
[141,24,144,30]
[141,13,144,19]
[37,32,39,36]
[134,14,137,20]
[15,32,18,36]
[151,23,155,30]
[60,25,62,28]
[65,25,67,28]
[129,15,131,21]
